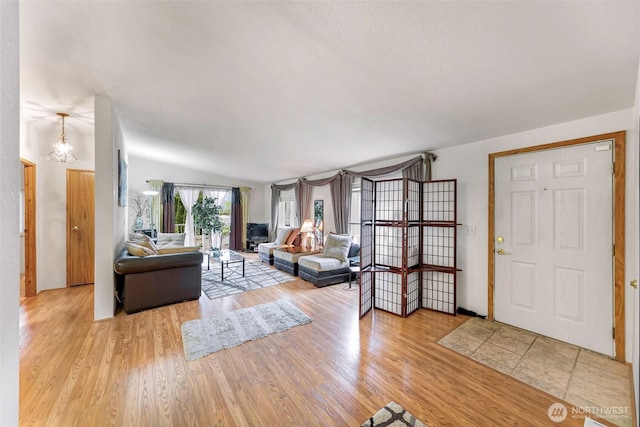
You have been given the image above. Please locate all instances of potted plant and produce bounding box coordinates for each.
[192,196,223,252]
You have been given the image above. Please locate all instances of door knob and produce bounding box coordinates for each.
[497,248,510,255]
[72,226,79,231]
[496,237,504,243]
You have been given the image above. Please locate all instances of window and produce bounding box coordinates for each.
[174,192,187,233]
[278,190,295,228]
[174,188,232,248]
[349,179,361,243]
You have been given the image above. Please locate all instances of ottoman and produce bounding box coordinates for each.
[297,242,360,287]
[257,242,290,265]
[298,254,351,287]
[273,247,322,276]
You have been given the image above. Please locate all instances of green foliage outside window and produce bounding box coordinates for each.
[175,192,186,229]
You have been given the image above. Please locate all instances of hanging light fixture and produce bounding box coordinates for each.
[48,112,78,164]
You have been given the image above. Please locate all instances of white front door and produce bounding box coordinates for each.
[494,141,614,356]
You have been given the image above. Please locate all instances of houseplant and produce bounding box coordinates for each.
[192,196,223,251]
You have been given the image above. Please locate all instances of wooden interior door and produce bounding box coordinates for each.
[67,169,95,286]
[21,159,37,297]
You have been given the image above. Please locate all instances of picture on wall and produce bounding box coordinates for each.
[118,149,128,207]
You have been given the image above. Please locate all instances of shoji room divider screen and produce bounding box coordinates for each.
[359,177,460,319]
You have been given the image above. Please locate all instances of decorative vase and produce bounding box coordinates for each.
[134,215,144,229]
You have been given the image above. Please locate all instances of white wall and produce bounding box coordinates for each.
[128,154,267,225]
[430,108,636,362]
[94,95,127,320]
[18,124,95,292]
[0,1,20,425]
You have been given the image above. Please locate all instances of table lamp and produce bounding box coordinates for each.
[299,219,315,250]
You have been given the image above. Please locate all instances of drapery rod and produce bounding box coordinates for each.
[146,180,251,191]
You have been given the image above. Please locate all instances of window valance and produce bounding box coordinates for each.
[270,152,436,237]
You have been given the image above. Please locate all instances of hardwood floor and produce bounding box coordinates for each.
[20,261,609,426]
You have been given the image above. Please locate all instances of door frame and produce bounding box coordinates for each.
[20,158,37,297]
[488,131,626,361]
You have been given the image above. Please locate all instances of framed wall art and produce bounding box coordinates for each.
[118,149,128,207]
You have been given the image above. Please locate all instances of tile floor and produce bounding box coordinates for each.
[439,318,634,427]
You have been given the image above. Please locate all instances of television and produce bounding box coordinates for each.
[247,222,269,239]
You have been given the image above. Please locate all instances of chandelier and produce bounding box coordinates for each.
[48,112,77,164]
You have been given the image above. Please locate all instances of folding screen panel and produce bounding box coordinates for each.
[422,179,458,315]
[359,177,374,318]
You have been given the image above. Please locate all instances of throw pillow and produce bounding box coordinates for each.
[129,233,159,254]
[125,241,156,257]
[285,227,301,245]
[322,233,352,262]
[273,227,293,245]
[157,246,201,255]
[156,232,186,248]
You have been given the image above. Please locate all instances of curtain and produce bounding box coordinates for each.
[270,152,436,239]
[204,188,229,206]
[161,182,175,233]
[295,180,313,224]
[270,187,280,240]
[230,187,242,250]
[176,186,201,247]
[240,187,250,250]
[424,152,437,181]
[402,159,423,181]
[330,173,354,234]
[344,155,425,179]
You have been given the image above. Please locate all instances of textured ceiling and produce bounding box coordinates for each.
[19,1,640,183]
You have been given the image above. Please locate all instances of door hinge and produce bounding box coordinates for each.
[612,162,615,174]
[612,327,615,339]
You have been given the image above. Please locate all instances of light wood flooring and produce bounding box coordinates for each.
[20,256,621,426]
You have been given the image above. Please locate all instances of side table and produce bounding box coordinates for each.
[347,257,360,290]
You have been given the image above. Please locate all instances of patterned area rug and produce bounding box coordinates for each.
[181,299,312,361]
[361,402,427,427]
[201,259,295,300]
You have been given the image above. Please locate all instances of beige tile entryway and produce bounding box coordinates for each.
[439,318,634,427]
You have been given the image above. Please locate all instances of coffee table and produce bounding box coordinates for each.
[207,249,245,280]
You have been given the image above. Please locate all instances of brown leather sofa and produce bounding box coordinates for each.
[113,248,203,314]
